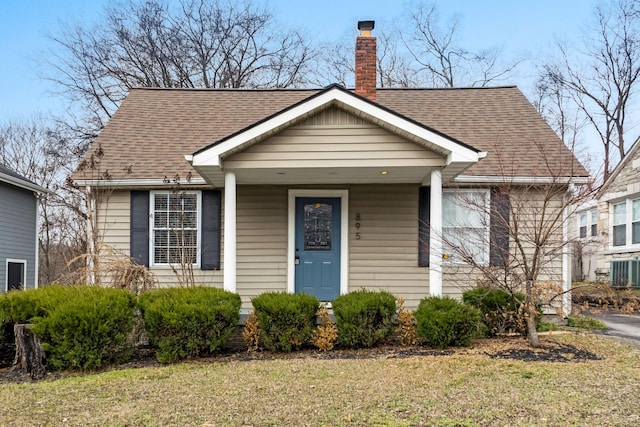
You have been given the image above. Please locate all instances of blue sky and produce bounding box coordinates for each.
[0,0,597,119]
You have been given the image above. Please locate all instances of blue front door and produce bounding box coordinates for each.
[295,197,341,301]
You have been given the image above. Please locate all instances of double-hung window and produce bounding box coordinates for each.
[151,191,200,266]
[442,189,490,264]
[612,202,626,246]
[578,209,598,239]
[611,198,640,247]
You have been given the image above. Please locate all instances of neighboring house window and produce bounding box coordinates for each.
[151,192,200,266]
[612,202,626,246]
[578,209,598,239]
[130,190,221,270]
[442,189,490,265]
[6,259,26,291]
[611,198,640,247]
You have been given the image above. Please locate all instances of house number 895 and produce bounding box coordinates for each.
[355,213,361,240]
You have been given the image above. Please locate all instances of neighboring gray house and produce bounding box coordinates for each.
[0,164,48,292]
[596,137,640,287]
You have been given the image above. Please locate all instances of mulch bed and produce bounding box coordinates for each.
[0,333,602,385]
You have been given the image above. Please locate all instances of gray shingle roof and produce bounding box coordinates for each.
[73,85,588,181]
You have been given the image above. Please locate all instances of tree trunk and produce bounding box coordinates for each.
[525,304,540,348]
[12,324,46,380]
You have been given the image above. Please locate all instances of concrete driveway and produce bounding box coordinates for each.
[579,309,640,347]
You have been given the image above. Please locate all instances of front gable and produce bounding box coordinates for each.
[221,107,447,185]
[189,85,484,187]
[599,137,640,202]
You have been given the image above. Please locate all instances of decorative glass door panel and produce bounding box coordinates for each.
[295,197,341,301]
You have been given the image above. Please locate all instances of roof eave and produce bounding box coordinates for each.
[0,172,51,194]
[453,175,591,185]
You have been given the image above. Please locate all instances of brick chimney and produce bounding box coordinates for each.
[355,20,376,102]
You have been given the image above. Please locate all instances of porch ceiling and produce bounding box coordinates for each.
[193,163,474,187]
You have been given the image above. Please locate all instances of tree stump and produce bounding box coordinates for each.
[12,324,46,380]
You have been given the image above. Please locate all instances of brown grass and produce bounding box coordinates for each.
[1,334,639,426]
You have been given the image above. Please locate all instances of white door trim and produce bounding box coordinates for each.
[287,189,349,298]
[6,258,27,292]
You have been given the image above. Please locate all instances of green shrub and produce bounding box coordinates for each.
[414,296,482,348]
[251,292,319,352]
[139,287,241,363]
[0,286,137,371]
[537,321,560,332]
[567,314,608,330]
[332,290,396,348]
[29,287,137,370]
[0,285,77,325]
[463,288,534,336]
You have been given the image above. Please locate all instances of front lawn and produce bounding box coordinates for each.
[1,334,638,426]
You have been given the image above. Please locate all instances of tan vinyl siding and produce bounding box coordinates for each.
[236,186,288,307]
[348,184,429,309]
[224,107,443,170]
[96,190,223,288]
[97,190,131,254]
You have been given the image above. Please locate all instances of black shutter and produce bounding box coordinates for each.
[201,190,222,270]
[419,186,430,267]
[490,188,510,267]
[130,191,150,266]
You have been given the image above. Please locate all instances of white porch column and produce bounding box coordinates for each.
[223,171,237,293]
[429,169,443,296]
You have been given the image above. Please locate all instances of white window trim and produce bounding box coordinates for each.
[442,189,490,265]
[287,189,349,298]
[609,197,640,251]
[5,259,27,292]
[149,190,202,268]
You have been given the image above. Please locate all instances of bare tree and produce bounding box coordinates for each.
[539,0,640,180]
[313,2,521,90]
[43,0,316,141]
[402,2,522,88]
[439,143,593,347]
[311,27,418,89]
[0,118,86,284]
[534,67,594,173]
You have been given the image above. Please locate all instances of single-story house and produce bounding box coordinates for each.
[73,21,588,314]
[0,164,49,292]
[595,137,640,287]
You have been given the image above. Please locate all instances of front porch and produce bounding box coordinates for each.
[219,183,446,308]
[187,86,485,305]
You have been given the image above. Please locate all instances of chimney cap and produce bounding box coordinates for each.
[357,20,375,32]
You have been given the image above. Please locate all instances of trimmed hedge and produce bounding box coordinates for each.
[0,285,76,325]
[1,285,137,370]
[414,296,482,348]
[251,292,319,352]
[332,290,396,348]
[139,287,240,363]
